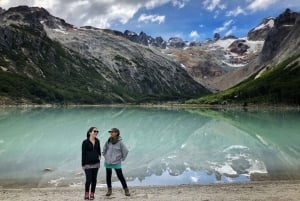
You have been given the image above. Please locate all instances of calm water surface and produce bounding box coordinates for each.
[0,106,299,187]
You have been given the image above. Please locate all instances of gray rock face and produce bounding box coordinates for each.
[247,17,274,41]
[0,7,5,14]
[168,37,186,48]
[228,40,250,55]
[0,6,208,103]
[46,26,207,96]
[213,33,221,41]
[259,9,300,64]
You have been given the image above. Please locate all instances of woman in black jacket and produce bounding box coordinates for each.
[82,127,101,200]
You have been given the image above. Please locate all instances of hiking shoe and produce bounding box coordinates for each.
[106,188,112,196]
[84,192,89,200]
[90,192,94,200]
[124,188,130,196]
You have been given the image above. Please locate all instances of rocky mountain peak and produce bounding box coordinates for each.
[275,8,298,27]
[6,5,50,16]
[168,37,186,48]
[214,33,221,41]
[0,7,5,14]
[259,9,300,63]
[0,5,73,30]
[247,17,274,40]
[123,29,166,48]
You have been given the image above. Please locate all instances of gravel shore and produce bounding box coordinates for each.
[1,180,300,201]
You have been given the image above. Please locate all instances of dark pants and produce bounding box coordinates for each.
[106,168,128,189]
[84,168,99,193]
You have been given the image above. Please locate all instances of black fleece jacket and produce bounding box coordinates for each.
[82,138,101,166]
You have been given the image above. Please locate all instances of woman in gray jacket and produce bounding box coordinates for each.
[103,128,130,196]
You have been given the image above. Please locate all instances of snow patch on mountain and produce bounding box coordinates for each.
[253,18,274,31]
[212,39,236,50]
[53,25,68,34]
[209,38,264,68]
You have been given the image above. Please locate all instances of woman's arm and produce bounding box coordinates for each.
[120,142,129,161]
[81,140,86,166]
[97,138,101,160]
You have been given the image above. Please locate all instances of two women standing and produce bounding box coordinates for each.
[81,127,130,200]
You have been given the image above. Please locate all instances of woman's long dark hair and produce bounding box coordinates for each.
[87,127,97,139]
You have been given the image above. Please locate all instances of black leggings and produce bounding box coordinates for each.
[84,168,99,193]
[106,168,128,189]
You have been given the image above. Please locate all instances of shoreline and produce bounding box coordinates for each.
[1,180,300,201]
[1,102,300,110]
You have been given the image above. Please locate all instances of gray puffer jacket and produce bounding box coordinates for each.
[103,138,129,165]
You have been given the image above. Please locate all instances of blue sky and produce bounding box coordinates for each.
[1,0,300,41]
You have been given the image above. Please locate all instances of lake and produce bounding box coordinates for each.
[0,106,299,188]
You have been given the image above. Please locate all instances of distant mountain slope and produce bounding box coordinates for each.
[0,6,208,104]
[187,55,300,105]
[99,21,266,92]
[168,38,264,92]
[188,9,300,105]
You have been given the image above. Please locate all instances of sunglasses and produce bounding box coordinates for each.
[92,130,99,133]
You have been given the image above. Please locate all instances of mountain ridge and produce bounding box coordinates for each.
[188,9,300,105]
[0,5,208,104]
[0,6,299,105]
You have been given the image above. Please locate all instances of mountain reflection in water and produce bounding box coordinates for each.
[0,107,299,187]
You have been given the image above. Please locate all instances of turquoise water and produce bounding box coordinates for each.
[0,106,299,187]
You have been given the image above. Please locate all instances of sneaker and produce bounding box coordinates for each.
[84,192,89,200]
[90,192,95,200]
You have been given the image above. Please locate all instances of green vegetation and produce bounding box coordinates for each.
[187,55,300,105]
[0,71,112,104]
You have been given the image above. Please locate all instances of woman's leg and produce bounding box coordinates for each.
[84,169,92,193]
[115,168,128,189]
[106,168,112,188]
[90,168,99,193]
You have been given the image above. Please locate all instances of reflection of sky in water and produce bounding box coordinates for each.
[121,170,249,186]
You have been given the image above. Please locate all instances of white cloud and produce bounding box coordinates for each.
[214,19,234,33]
[138,14,165,24]
[203,0,226,11]
[0,0,178,28]
[189,30,200,39]
[226,6,247,17]
[145,0,170,9]
[33,0,58,8]
[172,0,189,9]
[247,0,278,12]
[0,0,32,8]
[0,0,59,9]
[144,0,188,9]
[225,26,236,36]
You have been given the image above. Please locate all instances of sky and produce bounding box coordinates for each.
[0,0,300,41]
